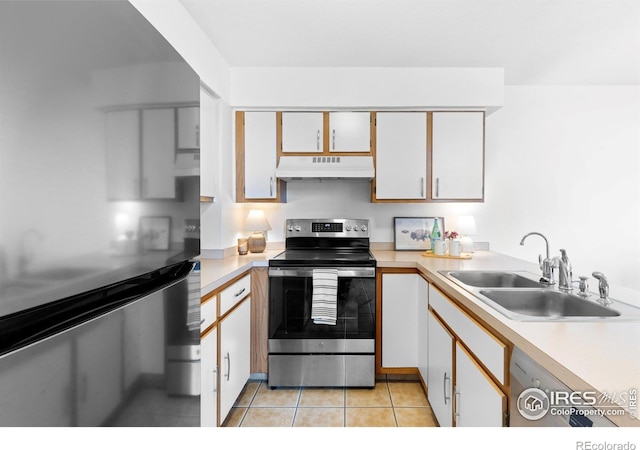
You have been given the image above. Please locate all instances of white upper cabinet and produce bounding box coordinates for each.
[281,112,323,152]
[328,112,371,152]
[244,112,278,199]
[375,112,427,200]
[431,112,484,200]
[177,106,200,149]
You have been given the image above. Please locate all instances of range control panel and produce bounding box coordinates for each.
[285,219,369,238]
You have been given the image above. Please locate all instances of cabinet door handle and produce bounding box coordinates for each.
[213,366,218,393]
[332,129,336,150]
[435,177,440,198]
[443,372,451,405]
[234,287,246,298]
[317,130,320,151]
[270,177,274,197]
[224,352,231,381]
[420,177,425,198]
[200,318,206,325]
[196,124,200,148]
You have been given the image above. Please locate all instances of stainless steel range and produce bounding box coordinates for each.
[268,218,376,388]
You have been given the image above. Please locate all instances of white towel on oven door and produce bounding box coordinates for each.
[311,268,339,325]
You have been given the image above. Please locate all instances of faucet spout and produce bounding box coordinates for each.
[519,232,554,285]
[519,232,550,260]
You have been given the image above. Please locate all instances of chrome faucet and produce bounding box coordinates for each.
[592,272,612,306]
[552,249,573,292]
[519,232,554,285]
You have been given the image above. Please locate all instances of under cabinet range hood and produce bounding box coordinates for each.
[275,156,375,181]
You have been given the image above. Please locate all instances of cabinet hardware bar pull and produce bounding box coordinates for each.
[234,287,246,298]
[436,177,440,197]
[224,352,230,381]
[332,129,335,150]
[200,318,206,325]
[443,372,451,405]
[317,130,320,150]
[421,177,425,197]
[270,177,274,197]
[455,389,461,421]
[213,366,218,393]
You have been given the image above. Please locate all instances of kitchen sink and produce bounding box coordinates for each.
[442,270,542,288]
[477,289,621,319]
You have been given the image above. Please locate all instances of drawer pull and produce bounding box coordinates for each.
[234,287,246,298]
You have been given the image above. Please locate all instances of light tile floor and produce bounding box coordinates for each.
[222,379,438,427]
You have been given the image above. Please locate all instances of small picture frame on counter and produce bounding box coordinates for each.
[139,216,171,251]
[393,216,445,251]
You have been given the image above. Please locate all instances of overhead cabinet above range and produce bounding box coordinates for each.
[281,112,324,153]
[280,111,372,153]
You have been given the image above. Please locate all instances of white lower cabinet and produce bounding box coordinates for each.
[218,297,251,422]
[200,327,217,427]
[381,273,420,368]
[454,342,506,427]
[427,309,454,427]
[428,284,508,427]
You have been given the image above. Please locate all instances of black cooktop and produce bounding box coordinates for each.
[269,249,376,268]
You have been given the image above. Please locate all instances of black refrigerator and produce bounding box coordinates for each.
[0,1,201,426]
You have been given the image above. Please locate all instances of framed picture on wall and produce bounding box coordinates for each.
[139,216,171,251]
[393,217,445,251]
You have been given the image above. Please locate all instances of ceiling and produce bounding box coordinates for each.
[180,0,640,85]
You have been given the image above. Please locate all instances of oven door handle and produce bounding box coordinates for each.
[268,267,376,278]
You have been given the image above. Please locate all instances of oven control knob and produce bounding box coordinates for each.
[287,225,294,232]
[360,224,367,232]
[345,224,352,231]
[295,225,302,232]
[353,225,359,231]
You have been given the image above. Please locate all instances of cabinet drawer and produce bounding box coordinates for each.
[219,274,251,316]
[429,285,507,385]
[201,296,217,332]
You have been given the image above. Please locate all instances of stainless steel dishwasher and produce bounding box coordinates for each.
[510,347,616,427]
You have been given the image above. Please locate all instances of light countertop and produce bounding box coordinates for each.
[200,249,640,426]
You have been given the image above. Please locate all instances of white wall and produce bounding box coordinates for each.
[231,67,504,112]
[484,85,640,291]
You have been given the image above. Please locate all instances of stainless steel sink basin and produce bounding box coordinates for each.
[443,270,542,288]
[478,289,620,319]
